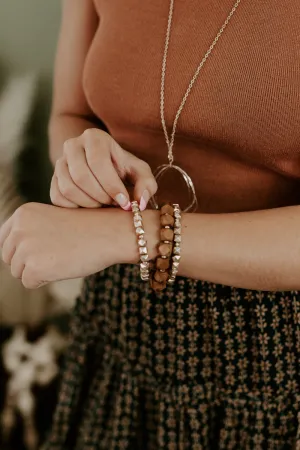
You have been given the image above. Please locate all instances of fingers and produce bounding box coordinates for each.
[0,216,13,248]
[22,266,38,290]
[91,159,131,210]
[55,158,101,208]
[1,234,16,265]
[64,139,111,204]
[53,129,157,211]
[83,131,131,210]
[128,156,158,211]
[50,175,78,208]
[11,253,25,279]
[1,230,24,279]
[0,215,23,279]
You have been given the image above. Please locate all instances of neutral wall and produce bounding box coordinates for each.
[0,0,62,202]
[0,0,61,78]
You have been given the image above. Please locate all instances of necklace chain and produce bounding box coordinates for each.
[160,0,242,165]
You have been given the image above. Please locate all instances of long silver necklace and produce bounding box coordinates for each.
[150,0,242,212]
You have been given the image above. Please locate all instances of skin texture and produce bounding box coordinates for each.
[1,203,300,291]
[0,204,143,289]
[51,129,158,211]
[1,0,300,291]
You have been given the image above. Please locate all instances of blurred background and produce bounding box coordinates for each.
[0,2,82,448]
[0,0,61,201]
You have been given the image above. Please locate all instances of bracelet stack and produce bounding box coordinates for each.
[131,201,182,290]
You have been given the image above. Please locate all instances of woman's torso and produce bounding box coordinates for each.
[84,0,300,213]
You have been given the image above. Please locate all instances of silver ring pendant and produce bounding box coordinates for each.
[149,164,198,213]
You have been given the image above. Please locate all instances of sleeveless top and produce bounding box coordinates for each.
[83,0,300,213]
[45,4,300,448]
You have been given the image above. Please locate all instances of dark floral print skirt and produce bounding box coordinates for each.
[46,264,300,449]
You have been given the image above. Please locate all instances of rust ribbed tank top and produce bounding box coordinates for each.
[83,0,300,213]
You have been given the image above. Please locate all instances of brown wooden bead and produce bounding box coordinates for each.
[158,242,172,257]
[154,270,169,283]
[161,214,175,227]
[156,257,170,270]
[151,279,167,291]
[160,228,174,242]
[161,204,174,216]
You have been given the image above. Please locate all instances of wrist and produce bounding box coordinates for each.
[115,208,160,265]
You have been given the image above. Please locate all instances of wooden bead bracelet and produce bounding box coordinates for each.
[151,203,179,292]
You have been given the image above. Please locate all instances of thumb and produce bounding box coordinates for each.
[126,156,158,211]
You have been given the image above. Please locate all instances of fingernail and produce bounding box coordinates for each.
[123,202,132,211]
[140,190,150,211]
[115,193,131,210]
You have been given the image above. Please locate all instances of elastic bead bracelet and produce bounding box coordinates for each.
[151,203,175,291]
[131,201,151,281]
[168,204,182,284]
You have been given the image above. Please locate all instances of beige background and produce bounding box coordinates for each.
[0,0,61,79]
[0,0,62,201]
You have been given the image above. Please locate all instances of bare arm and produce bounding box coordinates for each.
[174,206,300,291]
[48,0,157,210]
[1,201,300,291]
[133,206,300,292]
[48,0,100,165]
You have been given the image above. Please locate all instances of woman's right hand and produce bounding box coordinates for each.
[50,128,158,211]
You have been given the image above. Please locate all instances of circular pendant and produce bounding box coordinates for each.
[149,164,198,213]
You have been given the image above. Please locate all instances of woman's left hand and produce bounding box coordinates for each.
[0,202,127,289]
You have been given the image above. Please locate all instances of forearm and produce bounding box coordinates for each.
[4,203,300,291]
[48,114,99,165]
[138,206,300,291]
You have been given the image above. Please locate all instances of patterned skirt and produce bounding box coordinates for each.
[46,264,300,449]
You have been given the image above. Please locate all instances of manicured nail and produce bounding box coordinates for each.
[123,202,132,211]
[115,193,131,210]
[140,190,150,211]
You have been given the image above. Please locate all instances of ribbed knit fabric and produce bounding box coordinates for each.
[84,0,300,213]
